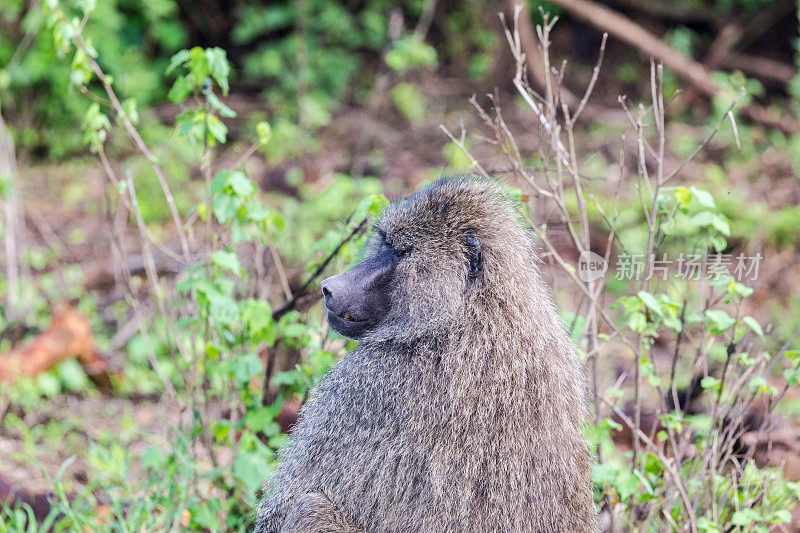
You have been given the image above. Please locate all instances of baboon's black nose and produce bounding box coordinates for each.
[321,284,333,307]
[321,276,341,314]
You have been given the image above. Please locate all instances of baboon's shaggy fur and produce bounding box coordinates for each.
[255,178,598,532]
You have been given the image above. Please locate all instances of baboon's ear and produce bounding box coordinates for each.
[464,231,482,277]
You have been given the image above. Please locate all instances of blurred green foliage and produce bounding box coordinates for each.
[0,0,442,159]
[1,0,800,530]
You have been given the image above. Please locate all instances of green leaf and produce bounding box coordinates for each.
[210,169,231,195]
[627,311,647,333]
[391,83,428,125]
[37,373,61,398]
[213,419,231,442]
[206,114,228,144]
[206,47,230,94]
[705,309,736,334]
[772,509,792,524]
[175,108,198,136]
[168,76,193,103]
[120,98,139,125]
[242,299,276,345]
[211,250,241,276]
[700,376,721,390]
[637,291,664,319]
[690,186,715,208]
[697,517,722,533]
[233,445,272,496]
[615,470,641,501]
[368,194,390,217]
[212,194,238,224]
[198,284,238,325]
[232,353,264,384]
[664,316,683,332]
[81,102,110,152]
[188,46,210,82]
[141,447,165,469]
[58,359,89,392]
[711,215,731,236]
[245,406,281,435]
[166,49,191,74]
[689,211,715,227]
[228,171,256,197]
[189,504,221,530]
[385,36,437,72]
[742,316,764,340]
[709,235,727,253]
[207,91,236,117]
[591,463,616,485]
[728,281,753,298]
[674,186,691,208]
[731,508,762,526]
[748,376,767,392]
[257,121,272,146]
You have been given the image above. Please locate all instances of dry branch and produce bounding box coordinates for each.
[718,53,797,84]
[547,0,717,94]
[0,108,22,322]
[546,0,800,134]
[0,304,110,384]
[608,0,721,23]
[508,0,563,104]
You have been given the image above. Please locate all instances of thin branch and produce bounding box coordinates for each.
[0,107,22,322]
[569,32,607,127]
[272,217,369,320]
[439,124,490,178]
[600,395,698,531]
[72,32,191,263]
[663,88,746,184]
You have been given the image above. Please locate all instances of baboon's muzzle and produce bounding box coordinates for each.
[321,249,395,339]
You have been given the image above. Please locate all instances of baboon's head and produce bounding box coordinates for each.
[321,177,534,341]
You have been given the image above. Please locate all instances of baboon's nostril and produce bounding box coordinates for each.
[322,285,332,303]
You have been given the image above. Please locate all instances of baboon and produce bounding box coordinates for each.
[255,177,598,532]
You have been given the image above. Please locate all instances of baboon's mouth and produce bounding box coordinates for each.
[335,310,366,323]
[324,305,367,324]
[324,307,373,340]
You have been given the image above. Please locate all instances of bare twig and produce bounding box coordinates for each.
[600,395,698,531]
[508,0,578,107]
[269,240,293,301]
[569,32,608,126]
[439,124,491,178]
[663,88,745,184]
[0,107,22,322]
[71,32,192,263]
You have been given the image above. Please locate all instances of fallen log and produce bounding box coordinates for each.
[0,304,110,386]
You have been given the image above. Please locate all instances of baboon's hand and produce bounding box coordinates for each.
[280,492,364,533]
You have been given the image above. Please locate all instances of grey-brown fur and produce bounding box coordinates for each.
[255,177,598,532]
